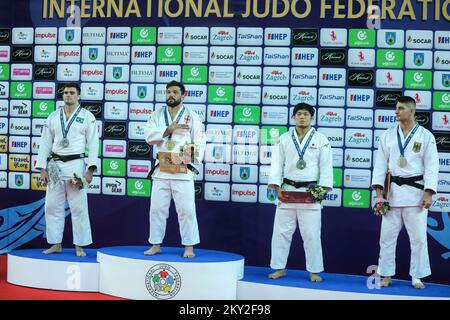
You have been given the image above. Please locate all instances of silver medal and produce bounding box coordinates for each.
[296,159,307,170]
[61,138,69,148]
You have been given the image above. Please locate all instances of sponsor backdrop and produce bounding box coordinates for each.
[0,0,449,284]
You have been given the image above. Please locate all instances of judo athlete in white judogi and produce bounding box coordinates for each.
[372,96,439,289]
[144,81,206,258]
[268,103,333,282]
[35,83,99,257]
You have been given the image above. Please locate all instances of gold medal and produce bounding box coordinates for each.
[165,140,176,150]
[397,156,407,168]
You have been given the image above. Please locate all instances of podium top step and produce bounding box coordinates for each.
[97,246,244,263]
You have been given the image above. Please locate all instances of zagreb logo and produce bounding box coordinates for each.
[137,86,147,99]
[385,32,396,46]
[65,29,75,42]
[145,264,181,299]
[442,74,450,88]
[415,53,424,66]
[89,48,98,61]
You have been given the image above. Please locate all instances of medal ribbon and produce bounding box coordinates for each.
[396,123,420,158]
[60,105,82,141]
[164,106,185,140]
[292,128,315,162]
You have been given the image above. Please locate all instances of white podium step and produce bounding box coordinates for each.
[97,246,244,300]
[7,249,99,292]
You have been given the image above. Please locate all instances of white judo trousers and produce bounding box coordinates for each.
[149,178,199,246]
[45,180,92,246]
[271,206,323,273]
[377,206,431,279]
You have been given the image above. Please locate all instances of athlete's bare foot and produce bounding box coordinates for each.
[144,244,161,256]
[412,279,426,289]
[42,244,62,254]
[75,245,86,257]
[268,269,286,279]
[183,246,195,258]
[310,273,323,282]
[378,276,392,287]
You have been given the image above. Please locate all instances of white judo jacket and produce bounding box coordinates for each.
[372,123,439,207]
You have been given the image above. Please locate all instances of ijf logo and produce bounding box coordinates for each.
[145,264,181,299]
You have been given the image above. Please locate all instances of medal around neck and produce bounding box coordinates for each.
[296,159,307,170]
[397,156,407,168]
[165,139,176,151]
[60,138,70,148]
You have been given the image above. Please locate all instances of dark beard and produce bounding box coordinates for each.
[166,98,181,108]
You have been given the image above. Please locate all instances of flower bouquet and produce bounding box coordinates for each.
[373,198,390,216]
[306,185,328,203]
[180,143,200,164]
[71,173,88,190]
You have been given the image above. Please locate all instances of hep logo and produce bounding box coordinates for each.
[443,115,449,125]
[357,30,367,41]
[326,112,337,116]
[354,133,365,137]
